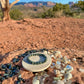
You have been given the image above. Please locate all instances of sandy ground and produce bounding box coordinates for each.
[0,17,84,84]
[0,17,84,54]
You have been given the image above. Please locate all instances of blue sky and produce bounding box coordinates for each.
[10,0,80,4]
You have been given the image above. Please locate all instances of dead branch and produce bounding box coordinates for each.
[10,0,20,8]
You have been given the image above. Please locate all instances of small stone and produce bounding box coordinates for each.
[50,66,54,68]
[63,56,69,64]
[43,74,49,78]
[52,80,57,84]
[39,48,47,52]
[0,77,5,82]
[0,74,2,78]
[60,55,63,58]
[54,77,62,80]
[21,78,26,83]
[60,70,65,74]
[65,80,72,84]
[64,68,67,71]
[62,63,66,67]
[32,76,39,84]
[16,58,20,62]
[21,54,26,57]
[63,79,67,83]
[6,64,12,69]
[50,55,54,58]
[56,80,64,84]
[35,73,38,76]
[18,74,21,78]
[12,58,17,63]
[66,65,73,70]
[64,73,72,80]
[52,63,55,66]
[3,74,9,79]
[16,65,20,70]
[79,68,84,72]
[49,50,54,53]
[55,64,61,69]
[31,50,38,53]
[5,69,11,74]
[0,64,7,70]
[43,51,48,54]
[47,51,51,55]
[66,65,73,73]
[18,55,22,58]
[18,78,22,82]
[9,74,13,77]
[56,61,61,65]
[16,81,20,84]
[54,70,60,75]
[54,51,61,58]
[73,58,76,61]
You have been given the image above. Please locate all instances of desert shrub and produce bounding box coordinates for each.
[54,10,64,17]
[73,1,84,11]
[10,9,23,20]
[0,9,3,21]
[42,8,55,18]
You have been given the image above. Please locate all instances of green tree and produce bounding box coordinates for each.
[53,3,64,11]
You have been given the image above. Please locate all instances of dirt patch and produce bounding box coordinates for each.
[0,17,84,55]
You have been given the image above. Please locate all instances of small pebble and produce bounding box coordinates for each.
[50,66,54,68]
[60,70,65,74]
[73,58,76,61]
[55,64,61,69]
[16,80,20,84]
[52,80,57,84]
[47,51,51,55]
[64,73,72,80]
[79,68,84,72]
[16,58,20,62]
[54,51,61,58]
[50,55,54,58]
[0,77,5,82]
[18,74,21,78]
[43,51,48,54]
[12,58,17,63]
[1,64,7,70]
[56,61,61,65]
[32,76,39,84]
[52,63,55,66]
[54,77,62,80]
[4,74,9,79]
[21,78,26,83]
[56,80,64,84]
[66,65,73,73]
[65,80,72,84]
[54,70,60,75]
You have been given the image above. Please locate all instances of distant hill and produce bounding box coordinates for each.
[15,2,26,5]
[14,1,75,8]
[15,1,56,7]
